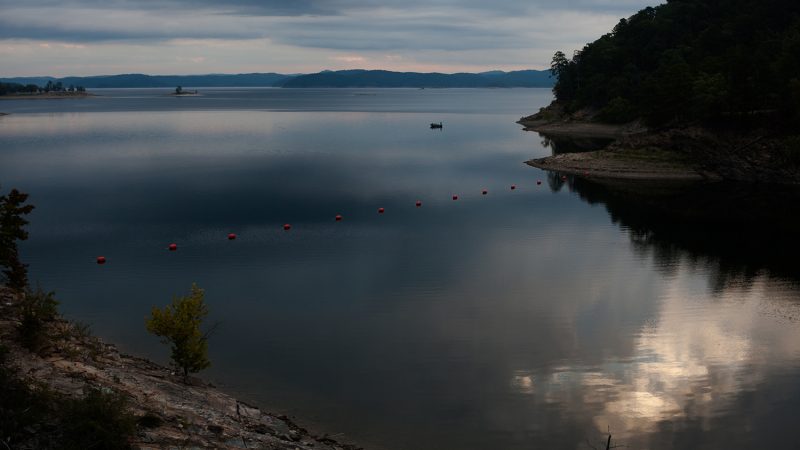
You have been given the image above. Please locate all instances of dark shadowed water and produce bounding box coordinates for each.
[1,88,799,450]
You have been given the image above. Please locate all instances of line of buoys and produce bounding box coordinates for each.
[97,180,556,264]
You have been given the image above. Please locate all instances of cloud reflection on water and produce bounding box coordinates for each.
[2,91,799,449]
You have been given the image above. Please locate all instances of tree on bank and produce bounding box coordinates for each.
[146,284,212,381]
[0,187,35,290]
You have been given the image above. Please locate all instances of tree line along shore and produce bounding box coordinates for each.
[0,81,89,99]
[522,0,800,185]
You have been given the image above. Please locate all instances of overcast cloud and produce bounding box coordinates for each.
[0,0,656,76]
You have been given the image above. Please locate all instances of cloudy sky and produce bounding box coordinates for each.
[0,0,654,77]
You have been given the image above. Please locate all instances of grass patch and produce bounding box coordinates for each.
[17,287,59,353]
[600,147,693,166]
[776,136,800,166]
[1,346,136,449]
[61,388,136,450]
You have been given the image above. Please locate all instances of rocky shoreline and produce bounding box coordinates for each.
[518,106,800,184]
[0,286,360,450]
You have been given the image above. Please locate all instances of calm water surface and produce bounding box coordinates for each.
[1,88,799,449]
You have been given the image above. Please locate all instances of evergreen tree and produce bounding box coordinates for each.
[0,188,35,290]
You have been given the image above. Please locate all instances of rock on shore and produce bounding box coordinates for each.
[0,287,360,450]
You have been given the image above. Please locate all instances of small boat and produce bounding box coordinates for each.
[430,122,443,129]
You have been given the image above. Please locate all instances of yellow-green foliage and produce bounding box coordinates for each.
[146,284,210,378]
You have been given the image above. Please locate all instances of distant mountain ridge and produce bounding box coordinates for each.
[0,70,552,89]
[281,69,552,88]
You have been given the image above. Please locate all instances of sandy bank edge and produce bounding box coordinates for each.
[516,119,627,138]
[526,150,714,182]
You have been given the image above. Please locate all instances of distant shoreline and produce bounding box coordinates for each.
[0,92,96,100]
[0,69,554,89]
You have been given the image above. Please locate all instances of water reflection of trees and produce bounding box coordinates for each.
[560,177,800,288]
[526,177,800,450]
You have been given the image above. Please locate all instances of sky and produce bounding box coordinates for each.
[0,0,655,77]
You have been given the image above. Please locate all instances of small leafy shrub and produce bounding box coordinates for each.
[146,283,212,380]
[777,136,800,166]
[136,412,163,429]
[0,345,52,446]
[61,387,135,450]
[17,287,59,352]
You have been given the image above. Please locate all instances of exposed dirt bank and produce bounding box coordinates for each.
[527,148,712,181]
[517,104,647,138]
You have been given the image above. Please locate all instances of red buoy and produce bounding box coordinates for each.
[335,214,343,221]
[96,256,106,265]
[228,233,237,240]
[168,243,177,251]
[378,208,385,214]
[482,189,488,195]
[561,175,567,181]
[583,171,589,176]
[283,224,291,231]
[415,201,422,207]
[536,180,542,185]
[452,195,458,200]
[511,185,516,190]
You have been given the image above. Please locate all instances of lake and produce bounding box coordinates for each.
[1,88,799,449]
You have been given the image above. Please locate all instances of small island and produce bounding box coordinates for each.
[522,0,800,185]
[170,85,199,96]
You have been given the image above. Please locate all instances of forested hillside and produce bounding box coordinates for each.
[281,70,552,88]
[549,0,800,127]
